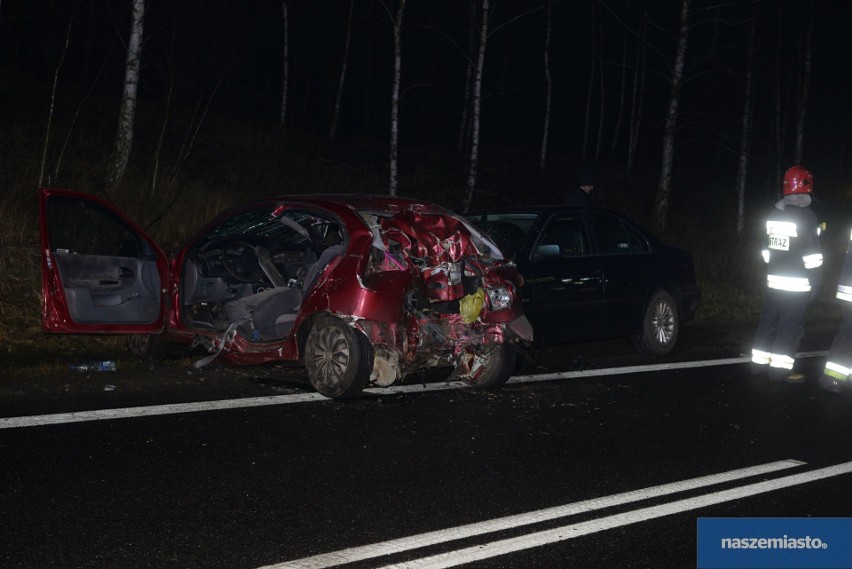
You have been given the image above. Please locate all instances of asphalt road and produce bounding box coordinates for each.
[1,330,851,569]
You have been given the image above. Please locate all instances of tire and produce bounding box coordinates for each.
[459,343,517,389]
[126,334,168,362]
[304,316,372,399]
[635,289,679,356]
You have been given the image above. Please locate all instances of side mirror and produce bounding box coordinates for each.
[535,244,560,258]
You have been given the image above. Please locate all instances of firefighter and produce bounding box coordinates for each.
[751,165,824,383]
[821,228,852,394]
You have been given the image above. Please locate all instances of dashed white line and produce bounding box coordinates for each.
[0,393,327,429]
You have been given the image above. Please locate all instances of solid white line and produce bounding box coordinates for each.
[377,460,852,569]
[0,350,828,430]
[261,460,803,569]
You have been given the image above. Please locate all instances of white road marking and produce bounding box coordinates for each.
[509,350,827,383]
[375,460,852,569]
[0,393,327,429]
[261,460,803,569]
[0,351,828,430]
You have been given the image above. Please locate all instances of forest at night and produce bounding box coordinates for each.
[1,0,850,256]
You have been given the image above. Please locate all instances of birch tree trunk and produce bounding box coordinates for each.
[462,0,489,213]
[105,0,145,194]
[736,11,757,238]
[279,0,290,129]
[388,0,406,196]
[651,0,690,235]
[538,1,552,174]
[627,0,647,172]
[794,1,813,164]
[328,0,354,141]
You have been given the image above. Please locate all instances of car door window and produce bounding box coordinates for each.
[624,223,650,253]
[45,195,161,324]
[47,197,148,259]
[586,212,635,255]
[537,215,588,257]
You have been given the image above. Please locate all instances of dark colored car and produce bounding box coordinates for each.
[466,206,701,355]
[39,189,532,398]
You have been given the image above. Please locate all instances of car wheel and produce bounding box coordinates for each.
[126,334,168,362]
[304,316,372,399]
[459,343,517,389]
[635,289,679,356]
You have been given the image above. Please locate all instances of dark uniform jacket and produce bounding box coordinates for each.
[762,202,823,293]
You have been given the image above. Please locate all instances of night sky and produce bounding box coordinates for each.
[2,0,852,231]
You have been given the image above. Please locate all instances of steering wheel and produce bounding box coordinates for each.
[221,241,266,283]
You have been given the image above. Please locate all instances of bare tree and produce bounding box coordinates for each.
[39,9,76,187]
[594,17,605,162]
[280,0,290,129]
[581,3,596,162]
[651,0,690,235]
[609,29,628,158]
[538,0,552,174]
[105,0,145,195]
[772,8,784,198]
[627,0,648,173]
[462,0,489,212]
[328,0,355,141]
[736,10,757,238]
[794,0,813,164]
[384,0,407,196]
[457,0,477,154]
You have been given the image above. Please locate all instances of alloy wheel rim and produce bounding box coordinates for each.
[307,326,351,386]
[651,300,675,345]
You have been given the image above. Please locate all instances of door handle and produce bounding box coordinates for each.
[118,266,135,278]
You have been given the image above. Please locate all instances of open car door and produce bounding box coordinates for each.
[39,188,168,334]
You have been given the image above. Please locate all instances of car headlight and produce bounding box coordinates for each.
[485,286,512,311]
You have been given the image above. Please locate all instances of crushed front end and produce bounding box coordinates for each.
[356,206,533,388]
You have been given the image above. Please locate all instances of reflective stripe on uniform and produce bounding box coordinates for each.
[769,353,795,370]
[837,285,852,303]
[824,360,851,381]
[751,349,771,365]
[767,220,797,237]
[767,274,811,292]
[803,253,823,269]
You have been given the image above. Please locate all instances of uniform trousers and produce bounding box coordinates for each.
[752,288,810,380]
[824,303,852,383]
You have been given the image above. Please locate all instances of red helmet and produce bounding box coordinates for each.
[783,165,814,195]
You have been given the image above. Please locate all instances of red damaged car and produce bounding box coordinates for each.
[39,189,532,398]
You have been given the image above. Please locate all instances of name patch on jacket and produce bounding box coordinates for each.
[767,221,797,251]
[768,234,789,250]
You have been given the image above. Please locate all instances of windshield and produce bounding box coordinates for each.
[204,208,339,250]
[466,212,538,259]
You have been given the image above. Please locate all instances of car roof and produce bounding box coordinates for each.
[467,204,601,216]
